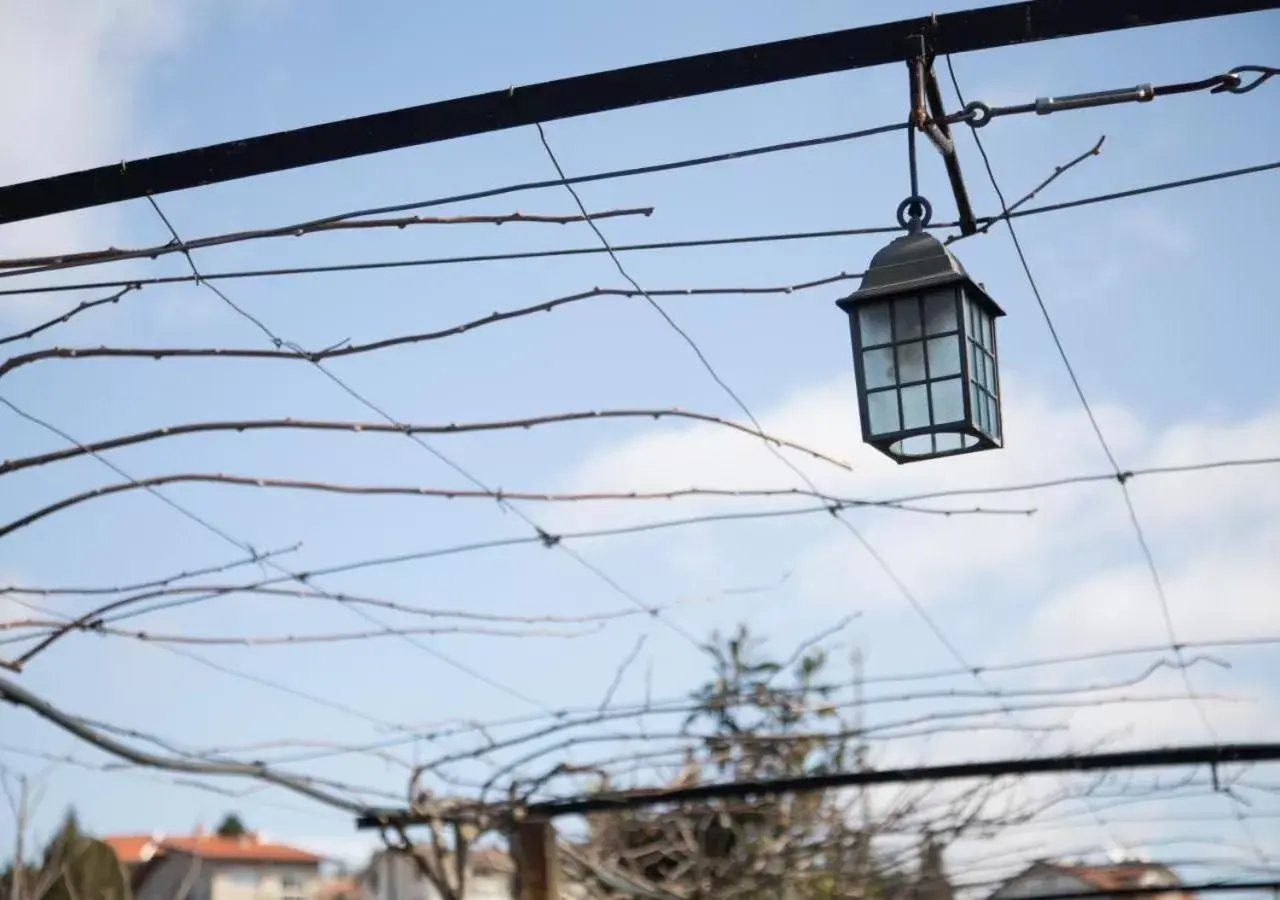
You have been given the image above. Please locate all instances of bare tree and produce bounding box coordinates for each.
[570,623,967,900]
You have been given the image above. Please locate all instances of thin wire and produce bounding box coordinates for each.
[0,388,544,712]
[0,545,457,742]
[144,195,703,653]
[533,119,1076,809]
[30,452,1271,640]
[2,62,1268,282]
[0,122,909,280]
[945,53,1267,864]
[6,153,1275,299]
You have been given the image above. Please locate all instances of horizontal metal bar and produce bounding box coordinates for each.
[1035,84,1155,114]
[1,0,1277,226]
[355,743,1280,825]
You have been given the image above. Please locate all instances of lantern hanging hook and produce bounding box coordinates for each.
[899,35,932,235]
[896,195,932,232]
[899,115,931,231]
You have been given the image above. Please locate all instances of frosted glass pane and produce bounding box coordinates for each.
[987,394,1000,438]
[897,341,926,383]
[971,382,984,430]
[863,346,896,389]
[981,309,994,350]
[867,389,900,435]
[927,335,961,378]
[898,435,933,457]
[934,432,963,453]
[894,297,922,340]
[901,384,929,430]
[859,302,892,346]
[930,377,964,424]
[971,342,988,389]
[924,291,957,335]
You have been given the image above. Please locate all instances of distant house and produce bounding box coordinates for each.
[990,860,1194,900]
[104,830,324,900]
[315,876,360,900]
[358,846,513,900]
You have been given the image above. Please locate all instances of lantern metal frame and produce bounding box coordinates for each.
[836,203,1005,464]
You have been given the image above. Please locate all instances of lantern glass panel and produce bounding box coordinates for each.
[930,377,964,424]
[925,294,957,335]
[935,432,962,453]
[859,302,893,346]
[901,384,930,430]
[863,346,897,389]
[866,389,900,435]
[897,341,927,383]
[894,297,923,340]
[898,435,933,457]
[926,335,961,378]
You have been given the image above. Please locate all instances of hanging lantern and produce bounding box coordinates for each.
[837,199,1004,463]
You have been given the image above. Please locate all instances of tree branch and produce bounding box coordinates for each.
[0,408,850,476]
[0,471,1032,539]
[0,207,657,275]
[946,135,1106,245]
[0,286,137,346]
[0,673,374,813]
[2,619,604,646]
[0,274,855,382]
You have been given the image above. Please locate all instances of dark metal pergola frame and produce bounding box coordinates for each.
[0,0,1276,226]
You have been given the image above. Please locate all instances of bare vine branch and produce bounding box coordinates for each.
[0,672,374,813]
[0,273,855,382]
[0,207,657,275]
[0,286,137,346]
[0,408,851,476]
[1,619,604,646]
[0,470,1033,539]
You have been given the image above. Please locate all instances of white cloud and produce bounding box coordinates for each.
[547,371,1280,868]
[0,1,274,267]
[550,373,1279,622]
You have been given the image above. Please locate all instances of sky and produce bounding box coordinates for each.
[1,0,1279,888]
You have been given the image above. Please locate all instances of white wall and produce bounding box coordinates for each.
[211,862,320,900]
[361,853,511,900]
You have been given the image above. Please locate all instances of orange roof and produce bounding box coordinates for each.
[102,834,160,863]
[103,833,321,864]
[160,835,322,863]
[1053,863,1186,895]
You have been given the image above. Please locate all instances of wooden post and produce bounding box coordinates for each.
[514,820,560,900]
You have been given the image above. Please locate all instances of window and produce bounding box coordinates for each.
[282,872,305,900]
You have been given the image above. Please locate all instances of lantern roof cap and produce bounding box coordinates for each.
[839,230,1003,314]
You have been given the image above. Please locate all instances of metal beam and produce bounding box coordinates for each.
[1,0,1276,227]
[355,743,1280,826]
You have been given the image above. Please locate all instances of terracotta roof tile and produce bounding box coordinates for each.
[1056,864,1182,893]
[102,835,161,864]
[160,836,323,863]
[103,833,322,865]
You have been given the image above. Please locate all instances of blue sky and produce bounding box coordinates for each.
[2,0,1279,885]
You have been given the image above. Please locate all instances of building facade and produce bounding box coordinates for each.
[105,832,324,900]
[359,847,512,900]
[990,860,1192,900]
